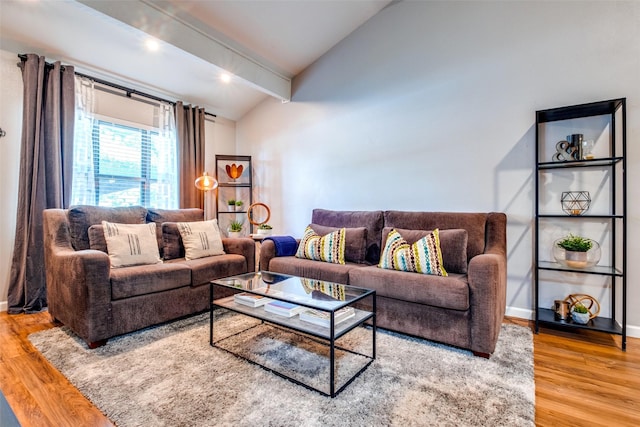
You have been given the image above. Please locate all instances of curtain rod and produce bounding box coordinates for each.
[18,54,216,118]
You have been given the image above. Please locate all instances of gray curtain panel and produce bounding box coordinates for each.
[8,54,75,314]
[176,101,205,209]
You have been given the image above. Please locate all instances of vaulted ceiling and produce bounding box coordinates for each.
[1,0,392,120]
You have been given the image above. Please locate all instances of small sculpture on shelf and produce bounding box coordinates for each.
[561,191,591,216]
[225,163,244,180]
[553,233,600,268]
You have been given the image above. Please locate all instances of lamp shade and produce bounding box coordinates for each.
[194,172,218,191]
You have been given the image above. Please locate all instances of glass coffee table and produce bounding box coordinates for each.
[210,271,376,397]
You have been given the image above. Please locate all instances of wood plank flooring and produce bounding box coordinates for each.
[1,311,638,426]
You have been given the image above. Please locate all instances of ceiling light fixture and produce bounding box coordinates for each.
[145,38,160,52]
[220,73,231,84]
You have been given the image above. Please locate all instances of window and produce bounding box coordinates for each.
[90,120,175,207]
[71,77,178,208]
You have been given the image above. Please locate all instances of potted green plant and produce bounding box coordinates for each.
[228,220,243,237]
[235,200,244,211]
[227,199,236,212]
[553,233,600,268]
[571,302,590,324]
[257,223,272,236]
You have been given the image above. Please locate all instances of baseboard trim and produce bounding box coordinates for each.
[506,305,640,339]
[0,301,7,312]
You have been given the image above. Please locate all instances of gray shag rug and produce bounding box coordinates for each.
[29,310,534,426]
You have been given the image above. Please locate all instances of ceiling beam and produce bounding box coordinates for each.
[77,0,291,101]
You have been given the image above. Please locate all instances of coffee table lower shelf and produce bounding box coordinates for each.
[210,295,376,398]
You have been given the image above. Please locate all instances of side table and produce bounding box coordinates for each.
[249,234,266,272]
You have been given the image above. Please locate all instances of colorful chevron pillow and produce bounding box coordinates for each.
[378,228,448,276]
[295,226,346,265]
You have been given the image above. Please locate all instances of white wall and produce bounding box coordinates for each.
[0,50,23,312]
[237,1,640,334]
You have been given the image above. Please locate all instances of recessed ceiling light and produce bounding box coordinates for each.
[220,73,231,83]
[145,38,160,52]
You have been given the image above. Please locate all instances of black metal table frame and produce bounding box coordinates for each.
[209,282,376,398]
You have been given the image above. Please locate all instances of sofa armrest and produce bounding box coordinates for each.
[259,239,302,271]
[222,237,255,273]
[259,239,277,271]
[44,209,113,344]
[467,252,507,355]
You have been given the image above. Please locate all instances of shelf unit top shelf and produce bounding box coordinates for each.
[536,98,625,123]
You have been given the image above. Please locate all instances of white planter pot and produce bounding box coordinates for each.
[571,311,590,324]
[228,231,242,238]
[227,205,235,212]
[565,250,588,269]
[257,229,272,236]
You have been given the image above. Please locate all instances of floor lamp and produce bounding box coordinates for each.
[194,172,218,220]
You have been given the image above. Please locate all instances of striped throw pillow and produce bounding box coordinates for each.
[378,228,448,276]
[177,219,225,260]
[102,221,162,268]
[295,226,346,265]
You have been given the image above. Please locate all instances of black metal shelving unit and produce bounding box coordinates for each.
[534,98,627,350]
[215,155,253,236]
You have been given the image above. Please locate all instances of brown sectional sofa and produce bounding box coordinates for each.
[43,205,254,348]
[260,209,507,357]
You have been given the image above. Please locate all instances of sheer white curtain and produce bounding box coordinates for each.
[152,102,178,208]
[71,75,96,205]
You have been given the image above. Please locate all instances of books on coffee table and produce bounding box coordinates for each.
[233,292,273,308]
[263,300,305,317]
[299,307,355,328]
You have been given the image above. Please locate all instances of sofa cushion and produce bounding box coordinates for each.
[176,219,225,260]
[166,254,248,287]
[295,226,346,265]
[379,229,447,276]
[102,222,162,268]
[88,224,108,253]
[68,205,147,250]
[146,208,203,256]
[310,224,367,264]
[348,266,469,311]
[269,256,362,285]
[312,209,384,264]
[162,223,186,260]
[383,211,486,260]
[110,262,191,300]
[382,227,468,274]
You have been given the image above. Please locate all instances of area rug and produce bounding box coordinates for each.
[29,311,534,426]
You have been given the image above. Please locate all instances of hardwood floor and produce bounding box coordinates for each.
[1,312,638,427]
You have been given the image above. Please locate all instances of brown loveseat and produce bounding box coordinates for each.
[43,205,254,348]
[260,209,507,357]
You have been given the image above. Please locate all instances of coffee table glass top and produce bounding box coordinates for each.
[212,271,373,311]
